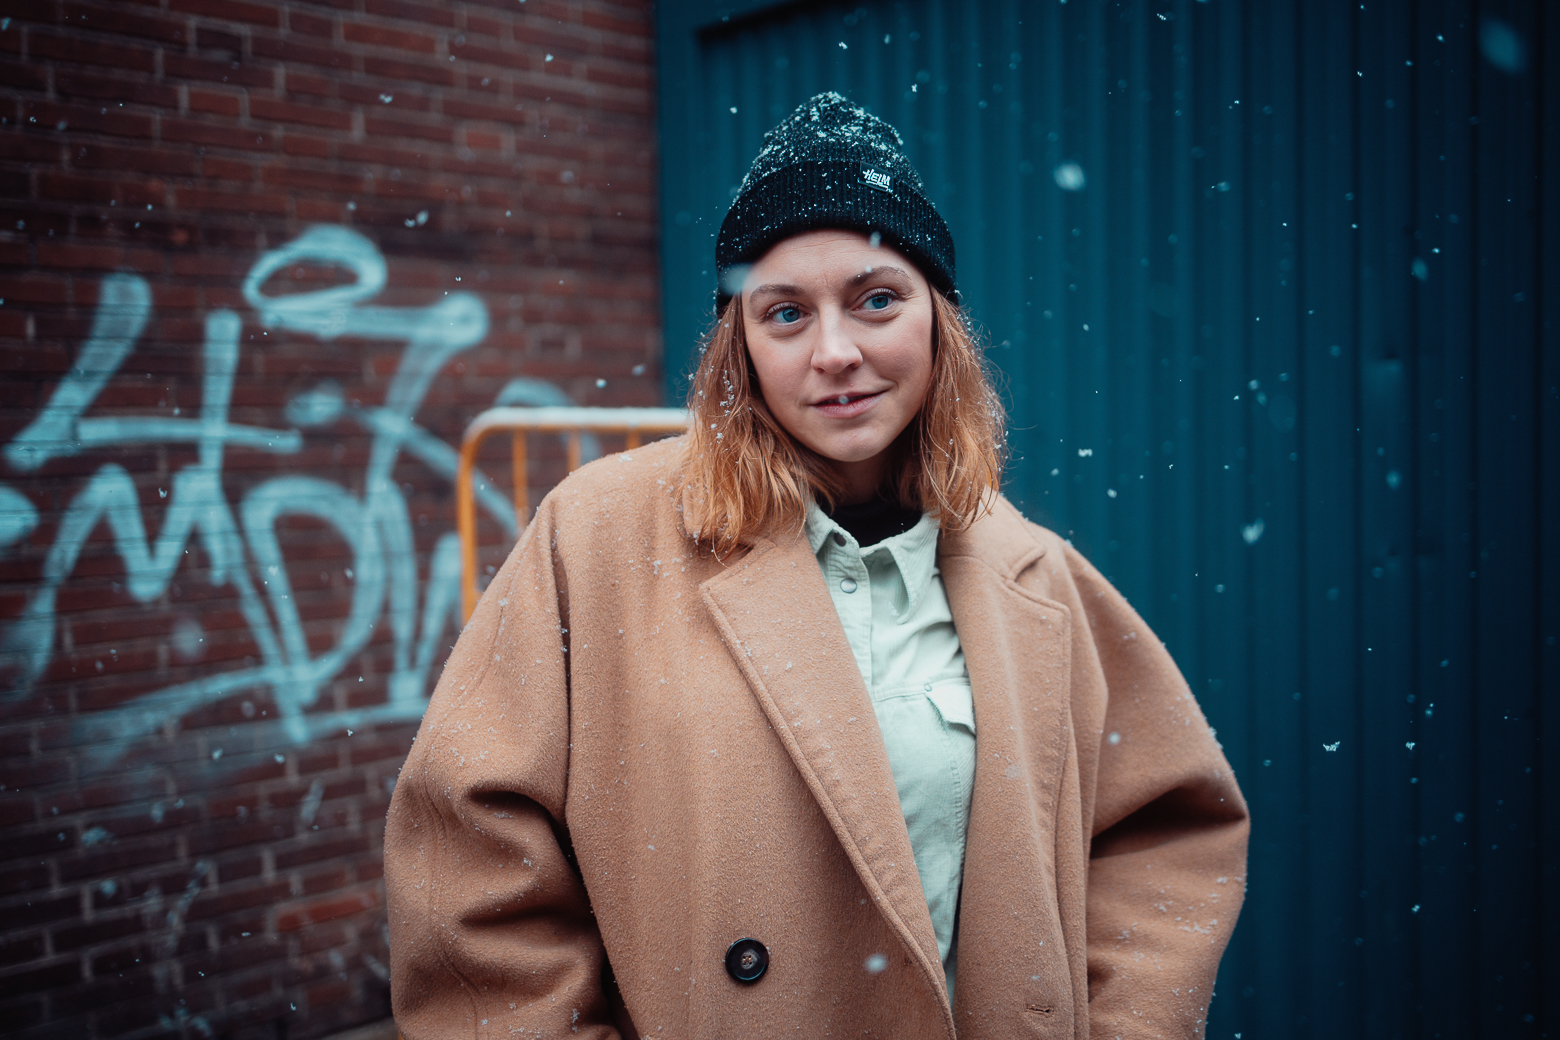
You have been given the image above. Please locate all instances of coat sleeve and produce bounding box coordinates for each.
[1064,545,1249,1040]
[384,501,624,1040]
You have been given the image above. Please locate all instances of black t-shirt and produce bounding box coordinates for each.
[825,497,922,548]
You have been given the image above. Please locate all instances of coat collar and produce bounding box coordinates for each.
[934,494,1050,581]
[697,526,955,1036]
[936,500,1079,1026]
[697,495,1066,1031]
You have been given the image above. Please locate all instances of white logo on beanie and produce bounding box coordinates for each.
[860,167,893,192]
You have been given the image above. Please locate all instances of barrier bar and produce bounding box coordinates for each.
[456,406,687,622]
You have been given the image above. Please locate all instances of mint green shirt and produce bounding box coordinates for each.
[805,505,976,1001]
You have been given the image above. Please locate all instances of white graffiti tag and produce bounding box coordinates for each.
[1,226,561,757]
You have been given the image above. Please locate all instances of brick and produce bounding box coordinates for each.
[52,71,180,109]
[0,275,71,306]
[25,31,158,73]
[0,60,49,92]
[448,40,511,68]
[0,892,80,930]
[598,34,652,65]
[198,155,254,182]
[51,912,146,952]
[20,101,155,140]
[342,21,439,54]
[334,141,437,169]
[586,62,651,91]
[248,33,351,70]
[361,114,452,144]
[363,0,458,28]
[297,865,349,896]
[69,143,200,179]
[35,241,165,272]
[464,129,503,150]
[180,934,285,981]
[167,0,280,28]
[260,165,365,194]
[88,942,154,977]
[39,173,165,207]
[161,53,277,89]
[291,198,341,221]
[0,171,30,202]
[0,934,46,969]
[465,14,506,39]
[272,834,360,871]
[581,6,653,37]
[60,3,189,45]
[194,25,244,58]
[0,132,63,166]
[283,69,336,100]
[438,96,526,125]
[187,88,243,118]
[0,862,51,897]
[189,878,292,922]
[0,958,82,999]
[280,133,334,160]
[214,911,267,944]
[92,997,170,1036]
[275,886,379,932]
[339,81,433,111]
[53,970,172,1015]
[247,97,353,132]
[361,54,455,87]
[57,832,181,880]
[160,119,276,152]
[288,10,335,37]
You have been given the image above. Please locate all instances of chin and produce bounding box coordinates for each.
[812,441,891,465]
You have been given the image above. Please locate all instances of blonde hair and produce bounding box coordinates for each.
[679,287,1005,555]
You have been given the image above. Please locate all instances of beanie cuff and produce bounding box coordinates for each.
[715,159,955,313]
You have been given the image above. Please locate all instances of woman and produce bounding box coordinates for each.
[385,93,1248,1040]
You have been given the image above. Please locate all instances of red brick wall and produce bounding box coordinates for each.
[0,2,658,1036]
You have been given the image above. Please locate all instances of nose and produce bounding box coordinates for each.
[810,307,861,374]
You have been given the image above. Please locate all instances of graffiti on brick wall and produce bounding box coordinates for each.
[1,226,585,759]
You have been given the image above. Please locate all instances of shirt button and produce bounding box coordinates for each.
[832,531,846,546]
[725,937,769,983]
[840,577,858,594]
[923,683,933,692]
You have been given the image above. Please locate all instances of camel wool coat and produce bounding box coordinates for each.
[384,436,1248,1040]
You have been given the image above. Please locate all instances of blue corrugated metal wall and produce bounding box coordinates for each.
[656,1,1557,1036]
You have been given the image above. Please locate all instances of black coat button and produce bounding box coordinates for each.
[724,937,769,983]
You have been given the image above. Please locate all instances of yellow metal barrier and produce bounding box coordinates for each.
[455,406,688,622]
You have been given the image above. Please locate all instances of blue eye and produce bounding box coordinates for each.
[774,306,802,324]
[864,293,892,310]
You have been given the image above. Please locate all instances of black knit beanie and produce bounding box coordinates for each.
[714,92,955,313]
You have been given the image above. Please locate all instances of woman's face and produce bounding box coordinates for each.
[741,229,935,504]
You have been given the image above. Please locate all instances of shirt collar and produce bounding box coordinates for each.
[806,503,941,620]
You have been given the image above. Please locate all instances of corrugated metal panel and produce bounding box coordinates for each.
[656,1,1557,1035]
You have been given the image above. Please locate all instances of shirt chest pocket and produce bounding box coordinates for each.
[869,679,977,826]
[921,677,975,735]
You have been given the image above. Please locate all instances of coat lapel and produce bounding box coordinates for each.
[939,512,1079,1033]
[699,528,952,1030]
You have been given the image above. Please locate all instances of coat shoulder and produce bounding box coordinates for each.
[535,434,690,534]
[945,494,1069,577]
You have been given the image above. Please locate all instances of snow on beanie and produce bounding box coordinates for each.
[714,91,956,313]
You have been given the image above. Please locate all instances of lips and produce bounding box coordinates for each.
[812,388,886,418]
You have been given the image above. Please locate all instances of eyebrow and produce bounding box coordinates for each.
[745,282,802,302]
[848,265,911,286]
[744,266,914,304]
